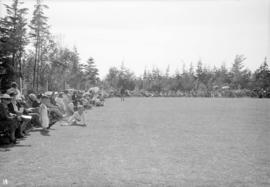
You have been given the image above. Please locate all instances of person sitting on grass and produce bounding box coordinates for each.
[68,105,86,126]
[0,94,18,144]
[80,96,92,109]
[96,93,105,106]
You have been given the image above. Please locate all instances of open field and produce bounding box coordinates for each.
[0,97,270,187]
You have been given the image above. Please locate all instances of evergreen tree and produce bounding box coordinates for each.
[230,55,247,89]
[29,0,50,92]
[0,0,28,89]
[253,57,270,91]
[82,57,99,88]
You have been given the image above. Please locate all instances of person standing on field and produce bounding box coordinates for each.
[120,87,125,102]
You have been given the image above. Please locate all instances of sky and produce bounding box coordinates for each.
[1,0,270,78]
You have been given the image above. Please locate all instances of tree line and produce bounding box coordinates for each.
[0,0,99,93]
[1,0,270,98]
[103,56,270,98]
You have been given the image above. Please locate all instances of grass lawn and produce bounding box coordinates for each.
[0,97,270,186]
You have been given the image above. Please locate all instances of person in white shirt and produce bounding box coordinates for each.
[68,105,86,126]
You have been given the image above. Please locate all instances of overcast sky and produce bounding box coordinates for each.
[1,0,270,78]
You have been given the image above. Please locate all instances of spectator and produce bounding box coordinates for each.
[55,93,65,113]
[18,96,41,128]
[72,91,79,110]
[39,95,50,131]
[68,105,86,126]
[63,90,74,117]
[8,92,31,137]
[43,94,64,119]
[7,82,22,100]
[29,93,41,108]
[0,94,18,143]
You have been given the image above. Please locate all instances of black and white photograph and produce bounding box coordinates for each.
[0,0,270,186]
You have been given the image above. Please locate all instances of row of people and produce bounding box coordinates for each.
[0,84,105,145]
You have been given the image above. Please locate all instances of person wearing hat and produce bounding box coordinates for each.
[0,94,18,143]
[28,93,42,111]
[67,105,86,126]
[42,93,64,120]
[7,82,22,100]
[8,92,31,138]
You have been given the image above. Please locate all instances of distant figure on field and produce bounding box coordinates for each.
[120,87,125,102]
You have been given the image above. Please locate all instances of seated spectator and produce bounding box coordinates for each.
[93,94,104,107]
[66,102,75,116]
[43,94,64,120]
[81,97,92,109]
[55,93,65,113]
[68,105,86,126]
[72,91,79,110]
[0,94,18,143]
[17,97,41,128]
[6,82,22,100]
[29,93,41,110]
[50,91,57,106]
[8,92,32,137]
[63,90,74,117]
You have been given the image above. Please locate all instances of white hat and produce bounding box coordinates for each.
[0,94,11,99]
[77,105,84,109]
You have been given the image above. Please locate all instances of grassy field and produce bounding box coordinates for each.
[0,97,270,186]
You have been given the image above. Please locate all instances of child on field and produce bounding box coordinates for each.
[68,105,86,126]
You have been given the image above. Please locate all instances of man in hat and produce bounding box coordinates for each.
[7,82,22,100]
[0,94,18,143]
[8,92,31,138]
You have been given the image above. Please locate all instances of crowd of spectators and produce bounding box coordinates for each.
[0,82,105,145]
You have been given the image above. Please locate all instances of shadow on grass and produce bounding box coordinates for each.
[40,130,50,136]
[70,124,87,128]
[47,128,56,130]
[30,128,51,136]
[0,143,31,152]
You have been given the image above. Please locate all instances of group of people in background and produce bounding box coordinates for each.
[0,82,105,145]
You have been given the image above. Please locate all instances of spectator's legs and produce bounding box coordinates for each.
[28,113,41,127]
[49,108,63,119]
[2,120,17,143]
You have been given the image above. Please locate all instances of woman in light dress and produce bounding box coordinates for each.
[39,96,49,131]
[62,91,74,117]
